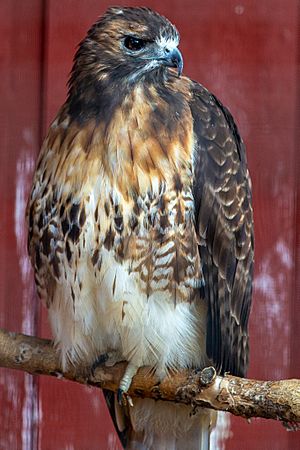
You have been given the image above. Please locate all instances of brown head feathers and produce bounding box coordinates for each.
[67,7,181,124]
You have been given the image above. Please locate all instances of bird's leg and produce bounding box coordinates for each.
[117,362,139,406]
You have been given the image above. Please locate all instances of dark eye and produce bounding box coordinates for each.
[124,36,146,51]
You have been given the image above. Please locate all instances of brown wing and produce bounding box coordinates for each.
[189,82,254,377]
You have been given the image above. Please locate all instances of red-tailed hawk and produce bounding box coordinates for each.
[27,7,254,450]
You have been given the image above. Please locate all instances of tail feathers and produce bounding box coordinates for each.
[104,395,216,450]
[128,423,212,450]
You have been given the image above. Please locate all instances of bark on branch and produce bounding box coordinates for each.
[0,327,299,429]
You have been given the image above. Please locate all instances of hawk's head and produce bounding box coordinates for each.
[68,7,182,104]
[67,7,183,123]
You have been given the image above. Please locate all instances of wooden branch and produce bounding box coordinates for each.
[0,327,299,429]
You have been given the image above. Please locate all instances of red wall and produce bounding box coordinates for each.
[0,1,299,449]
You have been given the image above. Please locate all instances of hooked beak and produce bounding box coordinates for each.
[161,47,184,77]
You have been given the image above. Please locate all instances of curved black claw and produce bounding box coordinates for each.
[117,388,125,405]
[91,353,109,376]
[117,388,133,407]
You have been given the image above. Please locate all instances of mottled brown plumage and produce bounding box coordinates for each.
[27,7,253,449]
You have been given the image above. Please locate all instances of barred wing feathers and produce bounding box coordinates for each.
[190,82,254,377]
